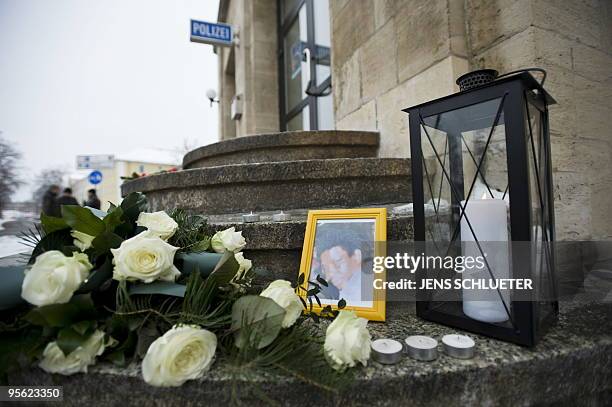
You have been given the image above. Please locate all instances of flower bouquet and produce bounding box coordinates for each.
[0,193,371,401]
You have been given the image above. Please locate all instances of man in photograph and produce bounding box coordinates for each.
[313,222,374,303]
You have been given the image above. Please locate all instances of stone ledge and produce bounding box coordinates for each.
[121,158,412,215]
[200,206,415,280]
[8,301,612,406]
[183,131,380,169]
[203,206,415,250]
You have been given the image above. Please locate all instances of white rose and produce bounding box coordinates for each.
[229,252,253,290]
[324,310,371,371]
[71,230,95,251]
[111,232,180,283]
[210,227,246,253]
[136,211,178,241]
[234,252,252,276]
[259,280,303,328]
[21,251,92,307]
[39,330,110,375]
[142,325,217,387]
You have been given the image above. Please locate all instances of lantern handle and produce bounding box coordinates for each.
[497,68,547,87]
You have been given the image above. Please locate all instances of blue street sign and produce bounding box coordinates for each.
[190,20,233,46]
[88,170,103,185]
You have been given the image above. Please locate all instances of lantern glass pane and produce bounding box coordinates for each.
[419,97,516,328]
[526,98,556,321]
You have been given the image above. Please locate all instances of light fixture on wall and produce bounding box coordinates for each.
[404,68,557,346]
[206,88,219,107]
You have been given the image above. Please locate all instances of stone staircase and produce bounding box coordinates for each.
[121,130,414,279]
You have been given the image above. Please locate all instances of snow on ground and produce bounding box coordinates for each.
[0,235,31,257]
[0,210,36,257]
[0,210,32,231]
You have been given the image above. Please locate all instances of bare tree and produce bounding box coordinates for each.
[31,168,66,213]
[0,133,22,218]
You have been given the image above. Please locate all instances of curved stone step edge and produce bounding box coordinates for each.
[122,157,411,195]
[183,130,380,169]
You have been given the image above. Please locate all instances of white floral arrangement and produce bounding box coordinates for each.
[0,193,371,400]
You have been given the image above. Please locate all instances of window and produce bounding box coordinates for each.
[278,0,333,131]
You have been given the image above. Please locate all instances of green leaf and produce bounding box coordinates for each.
[104,349,125,366]
[119,192,148,224]
[40,213,69,234]
[86,207,107,218]
[71,320,96,336]
[56,326,90,355]
[176,251,223,278]
[24,295,96,328]
[61,205,105,236]
[129,282,186,297]
[91,232,123,256]
[209,250,240,286]
[190,238,211,252]
[103,206,124,233]
[29,229,74,264]
[76,257,113,293]
[136,323,161,358]
[231,296,286,350]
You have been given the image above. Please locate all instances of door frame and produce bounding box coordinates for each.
[277,0,331,131]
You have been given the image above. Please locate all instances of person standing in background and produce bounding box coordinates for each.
[56,187,79,208]
[85,189,101,210]
[41,185,61,217]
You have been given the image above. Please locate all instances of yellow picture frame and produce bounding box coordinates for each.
[298,208,387,322]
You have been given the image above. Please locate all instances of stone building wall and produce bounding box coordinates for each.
[216,0,612,240]
[465,0,612,240]
[331,0,612,240]
[330,0,469,158]
[217,0,279,140]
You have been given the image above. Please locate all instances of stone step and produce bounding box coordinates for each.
[9,301,612,406]
[121,157,412,215]
[201,205,415,280]
[182,130,379,169]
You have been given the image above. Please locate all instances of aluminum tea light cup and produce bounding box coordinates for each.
[272,211,292,222]
[371,339,404,365]
[404,335,438,361]
[441,334,476,359]
[242,211,260,223]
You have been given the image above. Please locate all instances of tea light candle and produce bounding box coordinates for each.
[441,334,475,359]
[242,211,260,223]
[371,338,403,365]
[272,210,292,222]
[404,335,438,361]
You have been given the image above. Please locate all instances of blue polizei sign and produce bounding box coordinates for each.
[88,170,103,185]
[190,20,233,46]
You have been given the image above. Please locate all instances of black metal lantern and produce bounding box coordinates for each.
[404,70,557,346]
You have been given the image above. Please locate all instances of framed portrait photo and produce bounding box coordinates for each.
[298,208,387,321]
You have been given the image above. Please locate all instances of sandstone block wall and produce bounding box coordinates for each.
[331,0,612,240]
[466,0,612,239]
[331,0,469,157]
[218,0,279,140]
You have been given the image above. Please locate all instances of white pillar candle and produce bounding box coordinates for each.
[371,339,403,364]
[441,334,475,359]
[404,335,438,361]
[460,197,510,323]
